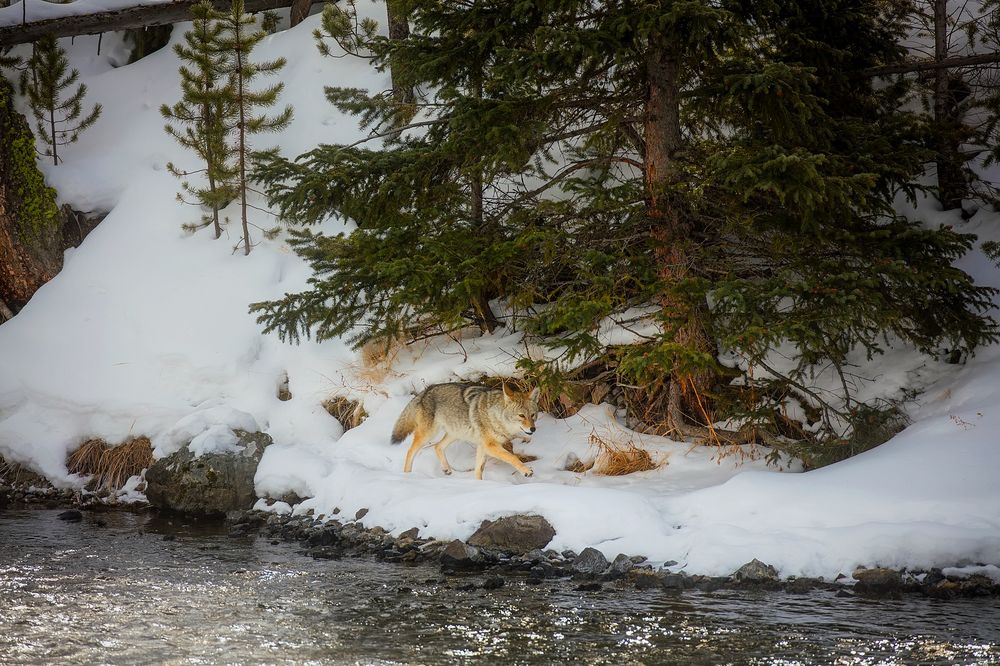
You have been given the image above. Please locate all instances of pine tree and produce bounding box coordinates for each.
[161,0,237,239]
[25,35,101,166]
[215,0,293,255]
[253,0,997,445]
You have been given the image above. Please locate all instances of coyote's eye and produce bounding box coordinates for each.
[518,413,525,418]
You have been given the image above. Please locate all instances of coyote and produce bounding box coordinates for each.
[391,382,539,479]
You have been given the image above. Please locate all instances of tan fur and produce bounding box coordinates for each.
[390,382,540,479]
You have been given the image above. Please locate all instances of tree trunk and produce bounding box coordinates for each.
[933,0,967,211]
[643,32,717,439]
[386,0,414,106]
[203,99,222,239]
[289,0,310,27]
[469,71,500,334]
[49,106,57,165]
[236,33,250,255]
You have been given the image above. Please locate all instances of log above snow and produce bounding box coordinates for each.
[0,0,296,47]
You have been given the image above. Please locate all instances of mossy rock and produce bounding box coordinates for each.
[145,430,273,516]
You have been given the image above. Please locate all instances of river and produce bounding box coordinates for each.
[1,508,998,664]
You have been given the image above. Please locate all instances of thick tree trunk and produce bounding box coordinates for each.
[933,0,967,211]
[643,33,718,439]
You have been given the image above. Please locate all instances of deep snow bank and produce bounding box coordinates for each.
[1,6,998,579]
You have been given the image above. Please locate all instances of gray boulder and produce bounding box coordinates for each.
[573,547,610,575]
[732,558,779,583]
[606,553,636,578]
[467,514,556,555]
[145,430,272,516]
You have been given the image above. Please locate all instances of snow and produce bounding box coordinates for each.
[1,5,999,580]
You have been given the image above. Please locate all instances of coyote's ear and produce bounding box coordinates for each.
[529,387,540,402]
[502,381,516,402]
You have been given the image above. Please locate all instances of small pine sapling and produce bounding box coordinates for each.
[25,35,101,165]
[161,0,237,238]
[215,0,293,255]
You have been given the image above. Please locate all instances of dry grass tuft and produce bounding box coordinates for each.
[355,336,403,385]
[590,432,664,476]
[323,396,368,431]
[66,437,153,490]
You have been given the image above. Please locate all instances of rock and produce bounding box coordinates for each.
[573,547,610,575]
[629,570,663,590]
[785,577,819,594]
[145,430,273,516]
[661,573,690,590]
[732,558,779,583]
[355,508,369,520]
[439,539,482,569]
[57,509,82,522]
[467,514,556,555]
[481,577,505,590]
[399,527,420,540]
[574,582,602,592]
[921,568,946,589]
[606,553,635,578]
[853,567,903,595]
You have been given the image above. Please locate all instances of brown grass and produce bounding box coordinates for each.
[590,432,664,476]
[66,437,153,490]
[322,396,368,431]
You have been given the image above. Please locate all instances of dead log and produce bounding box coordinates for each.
[0,0,296,47]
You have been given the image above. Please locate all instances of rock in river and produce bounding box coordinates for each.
[145,430,271,516]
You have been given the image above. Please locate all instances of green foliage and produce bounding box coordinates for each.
[25,35,102,166]
[161,0,238,238]
[215,0,293,255]
[0,79,59,244]
[253,0,997,447]
[771,402,910,470]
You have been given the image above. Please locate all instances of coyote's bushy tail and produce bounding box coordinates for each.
[390,398,419,444]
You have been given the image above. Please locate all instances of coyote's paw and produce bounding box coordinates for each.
[522,468,534,478]
[443,469,452,476]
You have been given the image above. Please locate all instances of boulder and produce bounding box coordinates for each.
[852,567,903,595]
[573,547,610,575]
[467,514,556,555]
[145,430,272,516]
[606,553,635,578]
[440,539,483,569]
[732,558,779,583]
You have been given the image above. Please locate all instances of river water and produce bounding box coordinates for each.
[1,508,999,665]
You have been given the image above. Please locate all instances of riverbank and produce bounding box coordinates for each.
[5,480,997,602]
[6,507,999,665]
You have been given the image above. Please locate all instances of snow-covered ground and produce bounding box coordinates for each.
[1,6,999,580]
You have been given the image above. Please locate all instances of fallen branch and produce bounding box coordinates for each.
[0,0,296,47]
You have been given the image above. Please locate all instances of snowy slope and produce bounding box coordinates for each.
[1,6,999,579]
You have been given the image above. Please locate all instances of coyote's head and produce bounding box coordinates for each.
[497,383,540,438]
